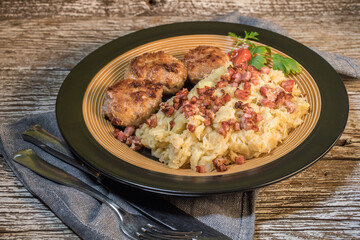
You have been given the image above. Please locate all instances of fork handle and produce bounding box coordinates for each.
[12,149,126,219]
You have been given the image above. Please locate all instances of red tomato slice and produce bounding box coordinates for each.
[230,48,252,65]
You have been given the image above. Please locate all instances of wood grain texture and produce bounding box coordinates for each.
[0,0,359,239]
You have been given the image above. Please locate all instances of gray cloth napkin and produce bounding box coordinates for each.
[215,13,360,79]
[0,111,257,240]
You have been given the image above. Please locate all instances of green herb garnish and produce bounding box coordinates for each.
[228,31,302,75]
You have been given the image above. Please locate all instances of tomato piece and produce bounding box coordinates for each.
[230,48,252,65]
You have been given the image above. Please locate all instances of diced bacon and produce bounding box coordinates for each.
[216,81,228,88]
[126,136,142,151]
[213,158,227,172]
[234,101,243,109]
[285,93,293,101]
[201,99,212,108]
[275,91,286,105]
[206,110,215,120]
[222,93,231,103]
[173,102,181,110]
[256,114,263,122]
[113,129,127,143]
[240,112,254,130]
[169,120,175,130]
[196,165,206,173]
[221,121,231,132]
[229,82,239,88]
[251,78,259,85]
[187,123,196,132]
[281,80,295,92]
[233,122,241,131]
[123,126,135,137]
[235,155,245,165]
[190,96,197,104]
[243,82,251,92]
[162,106,175,117]
[232,71,242,82]
[284,101,296,113]
[217,126,226,137]
[260,66,270,74]
[176,88,189,99]
[145,114,157,127]
[204,117,211,126]
[212,105,221,113]
[234,89,249,100]
[252,125,259,132]
[261,98,276,109]
[241,71,252,81]
[228,119,237,126]
[259,86,268,98]
[214,97,222,106]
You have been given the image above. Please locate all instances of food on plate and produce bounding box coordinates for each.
[136,63,309,172]
[184,46,230,84]
[106,31,310,173]
[124,51,187,95]
[102,79,163,127]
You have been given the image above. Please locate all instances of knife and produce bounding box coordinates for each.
[21,124,231,239]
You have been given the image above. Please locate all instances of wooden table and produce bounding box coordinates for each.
[1,1,359,239]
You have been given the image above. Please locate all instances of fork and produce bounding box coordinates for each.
[12,149,201,240]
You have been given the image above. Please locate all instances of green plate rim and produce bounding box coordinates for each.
[56,21,349,196]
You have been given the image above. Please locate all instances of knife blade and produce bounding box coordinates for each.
[22,124,231,239]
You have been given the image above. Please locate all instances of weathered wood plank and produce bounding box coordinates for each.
[0,0,358,19]
[1,0,359,239]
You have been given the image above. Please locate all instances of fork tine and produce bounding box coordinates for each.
[137,230,195,240]
[146,224,202,236]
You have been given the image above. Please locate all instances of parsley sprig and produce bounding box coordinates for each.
[228,31,302,75]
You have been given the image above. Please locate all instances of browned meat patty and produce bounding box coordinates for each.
[102,79,163,127]
[184,46,230,84]
[124,51,187,95]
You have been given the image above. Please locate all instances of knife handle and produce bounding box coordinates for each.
[22,124,100,178]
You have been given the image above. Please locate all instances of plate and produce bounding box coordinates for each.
[56,22,348,196]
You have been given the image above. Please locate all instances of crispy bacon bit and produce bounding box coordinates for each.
[235,155,245,165]
[260,85,276,102]
[260,98,276,109]
[234,101,243,109]
[217,126,226,137]
[229,82,239,88]
[176,88,189,99]
[244,82,251,92]
[260,66,270,74]
[228,119,237,126]
[145,114,157,127]
[232,71,242,82]
[216,81,228,88]
[281,80,295,92]
[206,110,215,120]
[234,122,241,131]
[187,123,195,132]
[160,102,175,117]
[241,71,252,81]
[239,108,262,132]
[222,121,231,132]
[169,120,175,130]
[196,165,206,173]
[275,91,286,105]
[126,136,142,151]
[123,126,135,137]
[204,117,211,126]
[190,96,197,104]
[221,67,235,81]
[284,101,296,113]
[214,97,222,106]
[113,129,127,143]
[285,93,293,101]
[212,105,221,113]
[222,93,231,103]
[213,158,227,172]
[234,89,249,100]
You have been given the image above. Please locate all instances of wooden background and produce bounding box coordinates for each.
[0,0,359,239]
